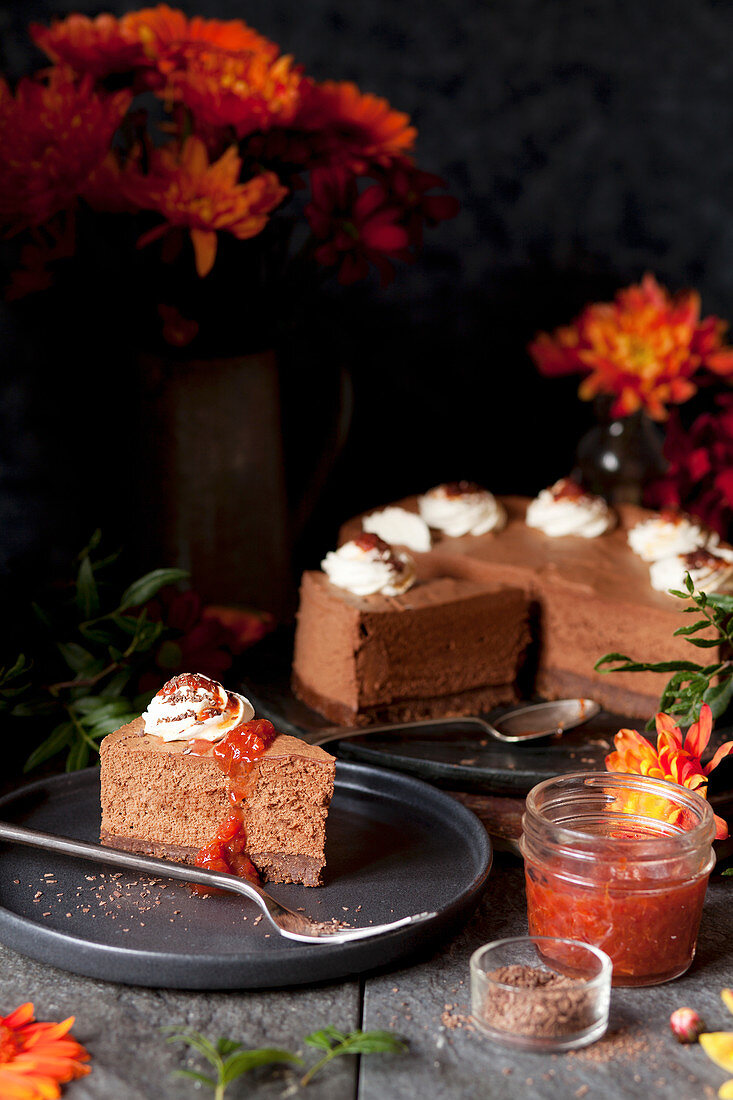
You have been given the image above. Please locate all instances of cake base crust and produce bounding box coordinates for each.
[292,670,519,727]
[99,828,325,886]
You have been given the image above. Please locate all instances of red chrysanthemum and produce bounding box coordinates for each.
[606,704,733,839]
[306,165,410,285]
[5,214,76,301]
[645,394,733,539]
[31,13,146,78]
[529,273,733,421]
[0,1002,90,1100]
[294,79,417,172]
[380,157,459,247]
[0,69,130,233]
[123,135,287,276]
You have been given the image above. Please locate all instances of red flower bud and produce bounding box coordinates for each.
[670,1007,705,1044]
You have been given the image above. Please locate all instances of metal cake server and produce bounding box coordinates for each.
[0,821,434,945]
[302,698,601,749]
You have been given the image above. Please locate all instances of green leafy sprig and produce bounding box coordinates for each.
[164,1025,407,1096]
[165,1029,301,1100]
[5,530,188,772]
[300,1026,408,1087]
[595,574,733,729]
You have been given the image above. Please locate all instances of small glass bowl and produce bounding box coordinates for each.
[470,935,612,1052]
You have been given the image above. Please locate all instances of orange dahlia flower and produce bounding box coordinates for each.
[30,13,145,78]
[0,1002,90,1099]
[606,704,733,838]
[529,273,733,421]
[126,136,287,276]
[295,79,417,171]
[0,69,130,232]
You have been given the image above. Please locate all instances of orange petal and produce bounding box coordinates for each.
[3,1004,35,1029]
[686,704,712,757]
[705,740,733,776]
[190,228,217,277]
[721,990,733,1016]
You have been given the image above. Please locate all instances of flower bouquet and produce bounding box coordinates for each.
[529,274,733,524]
[0,5,458,350]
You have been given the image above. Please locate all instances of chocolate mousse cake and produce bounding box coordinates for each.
[100,674,335,886]
[326,490,724,719]
[293,570,530,725]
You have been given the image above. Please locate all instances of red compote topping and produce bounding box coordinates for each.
[189,718,277,894]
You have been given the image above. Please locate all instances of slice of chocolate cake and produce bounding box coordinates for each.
[100,674,335,887]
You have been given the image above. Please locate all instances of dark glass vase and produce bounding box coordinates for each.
[574,398,667,505]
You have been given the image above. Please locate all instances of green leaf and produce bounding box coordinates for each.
[706,593,733,611]
[172,1069,217,1087]
[340,1032,408,1054]
[165,1030,221,1064]
[674,620,713,636]
[24,722,73,772]
[304,1027,344,1050]
[57,641,97,673]
[66,739,91,772]
[76,555,100,619]
[78,623,118,646]
[119,568,188,611]
[216,1039,242,1057]
[300,1028,407,1087]
[704,677,733,719]
[222,1049,302,1083]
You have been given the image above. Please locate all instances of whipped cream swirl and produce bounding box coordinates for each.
[362,506,432,553]
[628,512,719,563]
[322,533,416,596]
[650,546,733,595]
[525,478,615,538]
[418,482,506,537]
[142,672,255,743]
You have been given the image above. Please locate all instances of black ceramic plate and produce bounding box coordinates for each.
[0,763,491,990]
[242,629,733,797]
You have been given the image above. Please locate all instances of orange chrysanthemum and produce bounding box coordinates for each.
[0,68,130,232]
[121,5,279,69]
[606,704,733,838]
[166,49,302,138]
[125,136,287,276]
[0,1002,90,1100]
[30,13,146,78]
[530,273,733,421]
[294,79,417,171]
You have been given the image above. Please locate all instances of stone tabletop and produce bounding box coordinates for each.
[1,855,733,1099]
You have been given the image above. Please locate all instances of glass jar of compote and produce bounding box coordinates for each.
[520,772,716,987]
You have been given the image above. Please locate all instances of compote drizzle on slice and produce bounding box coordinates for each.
[189,719,276,894]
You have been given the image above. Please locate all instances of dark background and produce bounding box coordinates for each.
[2,0,732,607]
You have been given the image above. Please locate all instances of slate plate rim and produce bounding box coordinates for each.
[0,762,492,990]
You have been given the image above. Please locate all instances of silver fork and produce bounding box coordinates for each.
[0,821,435,945]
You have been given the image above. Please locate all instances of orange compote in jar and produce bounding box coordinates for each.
[520,772,716,987]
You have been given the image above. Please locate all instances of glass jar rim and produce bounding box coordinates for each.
[470,935,613,993]
[523,771,716,860]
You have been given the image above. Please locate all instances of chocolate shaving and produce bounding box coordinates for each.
[478,964,596,1038]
